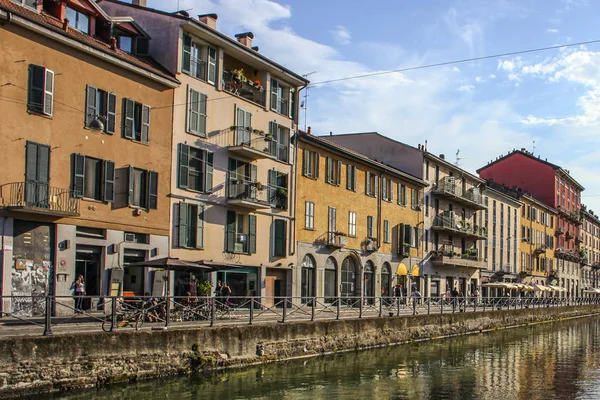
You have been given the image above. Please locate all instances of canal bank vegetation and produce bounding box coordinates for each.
[1,305,600,399]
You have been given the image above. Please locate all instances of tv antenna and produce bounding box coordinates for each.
[301,71,316,132]
[532,140,536,155]
[455,149,463,167]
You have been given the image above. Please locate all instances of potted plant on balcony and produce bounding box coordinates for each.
[255,80,263,92]
[232,68,246,82]
[250,181,265,191]
[277,188,288,198]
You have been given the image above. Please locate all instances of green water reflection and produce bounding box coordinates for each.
[55,317,600,400]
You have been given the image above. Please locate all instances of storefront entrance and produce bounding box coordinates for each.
[301,255,316,304]
[217,268,258,305]
[75,246,102,311]
[122,249,146,295]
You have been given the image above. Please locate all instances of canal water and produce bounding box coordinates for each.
[53,316,600,400]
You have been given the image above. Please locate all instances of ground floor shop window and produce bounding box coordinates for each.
[381,263,391,297]
[324,257,337,303]
[431,280,440,297]
[301,254,316,304]
[123,249,146,295]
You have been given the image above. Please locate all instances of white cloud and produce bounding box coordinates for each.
[458,84,475,92]
[330,25,351,45]
[488,73,496,79]
[547,28,559,33]
[474,76,483,83]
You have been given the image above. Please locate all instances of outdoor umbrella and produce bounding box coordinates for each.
[195,260,245,271]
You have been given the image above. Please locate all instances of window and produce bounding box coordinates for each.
[24,141,50,206]
[187,87,207,136]
[382,178,393,202]
[346,165,357,191]
[268,122,291,163]
[348,211,356,237]
[85,85,116,134]
[365,171,378,197]
[273,219,287,257]
[268,170,289,209]
[398,184,407,206]
[305,201,314,230]
[411,188,419,210]
[118,36,133,53]
[182,34,217,84]
[71,154,115,202]
[425,230,429,251]
[425,195,429,216]
[225,211,256,254]
[66,6,90,34]
[122,99,150,143]
[302,149,320,178]
[435,165,440,184]
[177,202,204,248]
[412,227,419,248]
[270,78,294,117]
[367,216,374,239]
[178,144,213,192]
[12,0,37,9]
[384,220,390,243]
[127,167,158,209]
[325,157,341,185]
[399,224,412,256]
[425,160,430,180]
[27,65,54,116]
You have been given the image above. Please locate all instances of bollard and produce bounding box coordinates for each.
[311,297,316,321]
[43,295,53,336]
[249,296,254,325]
[211,296,216,327]
[110,297,117,332]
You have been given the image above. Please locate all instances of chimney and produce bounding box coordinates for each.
[110,37,117,50]
[235,32,254,48]
[62,18,69,32]
[132,0,147,6]
[198,13,218,29]
[439,154,445,160]
[307,126,312,135]
[251,46,260,52]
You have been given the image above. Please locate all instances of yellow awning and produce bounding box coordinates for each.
[396,263,408,275]
[411,265,420,277]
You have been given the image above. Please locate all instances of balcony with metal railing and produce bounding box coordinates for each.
[432,177,486,210]
[431,214,486,239]
[222,70,266,107]
[431,244,485,269]
[0,182,80,217]
[227,127,276,160]
[226,174,271,210]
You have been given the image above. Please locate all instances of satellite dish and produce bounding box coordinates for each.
[456,222,463,230]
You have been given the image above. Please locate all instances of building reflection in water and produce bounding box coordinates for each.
[58,317,600,400]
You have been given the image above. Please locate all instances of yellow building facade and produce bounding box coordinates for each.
[519,195,557,286]
[295,132,426,302]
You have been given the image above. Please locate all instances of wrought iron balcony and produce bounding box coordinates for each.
[432,177,486,210]
[227,127,276,160]
[431,245,485,269]
[431,214,486,239]
[0,182,80,217]
[226,175,271,210]
[222,70,266,106]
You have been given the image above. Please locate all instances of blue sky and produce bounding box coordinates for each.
[150,0,600,210]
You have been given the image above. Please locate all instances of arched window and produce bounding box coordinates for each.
[301,254,316,303]
[364,260,375,303]
[381,262,391,297]
[341,256,358,298]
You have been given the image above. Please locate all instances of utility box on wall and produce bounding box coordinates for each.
[109,268,124,297]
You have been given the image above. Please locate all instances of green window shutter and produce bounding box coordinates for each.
[178,144,189,189]
[127,165,134,206]
[199,93,207,137]
[404,224,412,246]
[325,157,331,183]
[106,93,117,134]
[398,223,405,255]
[250,164,258,199]
[390,181,394,201]
[85,85,98,127]
[207,47,217,84]
[187,86,197,134]
[269,121,278,157]
[249,214,257,254]
[141,104,150,144]
[147,171,158,210]
[103,160,115,202]
[226,210,236,252]
[182,34,192,74]
[178,202,189,247]
[382,177,387,199]
[204,150,214,193]
[43,69,54,116]
[374,175,379,198]
[302,148,309,176]
[28,65,45,114]
[270,78,278,111]
[366,171,371,195]
[367,216,373,238]
[72,153,85,198]
[196,205,204,249]
[123,99,135,139]
[268,169,277,206]
[346,164,351,189]
[314,152,320,179]
[274,219,286,257]
[336,160,342,186]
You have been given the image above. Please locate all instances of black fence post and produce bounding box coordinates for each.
[249,297,254,325]
[110,297,117,332]
[378,297,383,317]
[165,296,170,328]
[428,297,431,315]
[311,297,316,321]
[412,297,417,315]
[397,297,401,316]
[336,296,341,320]
[210,296,216,327]
[281,297,287,323]
[359,297,363,319]
[43,295,53,336]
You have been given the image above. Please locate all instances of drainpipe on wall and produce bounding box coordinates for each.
[377,170,383,253]
[290,81,308,258]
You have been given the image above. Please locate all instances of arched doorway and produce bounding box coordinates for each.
[381,262,391,298]
[364,261,375,304]
[300,254,316,304]
[324,257,337,303]
[341,256,358,299]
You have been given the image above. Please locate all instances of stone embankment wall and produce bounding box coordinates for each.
[1,305,599,398]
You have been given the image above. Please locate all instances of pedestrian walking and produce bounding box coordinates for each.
[74,275,85,313]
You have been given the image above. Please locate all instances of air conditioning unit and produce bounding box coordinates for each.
[134,208,143,216]
[124,233,136,242]
[366,238,378,251]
